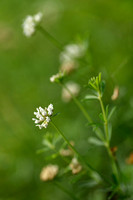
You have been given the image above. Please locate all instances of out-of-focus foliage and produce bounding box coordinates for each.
[0,0,133,199]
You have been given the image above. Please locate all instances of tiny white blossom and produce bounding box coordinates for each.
[39,106,47,116]
[32,104,54,129]
[48,104,54,110]
[47,104,54,115]
[34,12,43,22]
[46,116,51,123]
[50,72,64,83]
[62,81,80,103]
[22,12,43,37]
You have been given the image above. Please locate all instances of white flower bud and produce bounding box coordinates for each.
[69,158,82,174]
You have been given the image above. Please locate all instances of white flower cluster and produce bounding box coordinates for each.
[40,164,59,181]
[32,104,53,129]
[22,12,43,37]
[50,72,64,83]
[59,42,87,74]
[60,42,87,63]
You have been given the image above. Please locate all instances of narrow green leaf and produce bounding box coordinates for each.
[108,123,112,141]
[94,127,105,141]
[89,82,97,90]
[42,139,55,149]
[100,80,106,95]
[52,112,60,118]
[83,95,98,101]
[88,137,104,146]
[105,105,109,118]
[108,106,116,121]
[79,180,98,188]
[53,135,62,145]
[95,76,99,87]
[99,72,101,83]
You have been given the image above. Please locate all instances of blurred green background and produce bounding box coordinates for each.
[0,0,133,199]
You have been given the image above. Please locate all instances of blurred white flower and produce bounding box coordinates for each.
[32,104,53,129]
[60,60,78,75]
[62,81,80,102]
[60,42,87,63]
[40,164,59,181]
[69,157,82,174]
[60,149,73,156]
[50,72,64,83]
[34,12,43,22]
[111,86,119,101]
[22,12,43,37]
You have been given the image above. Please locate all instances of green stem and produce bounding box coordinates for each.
[37,25,63,51]
[54,181,79,200]
[51,120,111,185]
[98,94,119,184]
[61,83,105,141]
[99,96,109,142]
[62,83,92,123]
[37,26,91,68]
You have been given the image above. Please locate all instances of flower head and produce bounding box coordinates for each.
[40,164,59,181]
[22,12,43,37]
[50,72,64,83]
[32,104,53,129]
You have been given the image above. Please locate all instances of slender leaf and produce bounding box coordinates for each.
[83,95,98,101]
[52,112,60,118]
[108,106,116,121]
[100,80,106,95]
[106,105,109,118]
[94,127,105,141]
[88,137,104,146]
[108,123,112,141]
[42,139,55,149]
